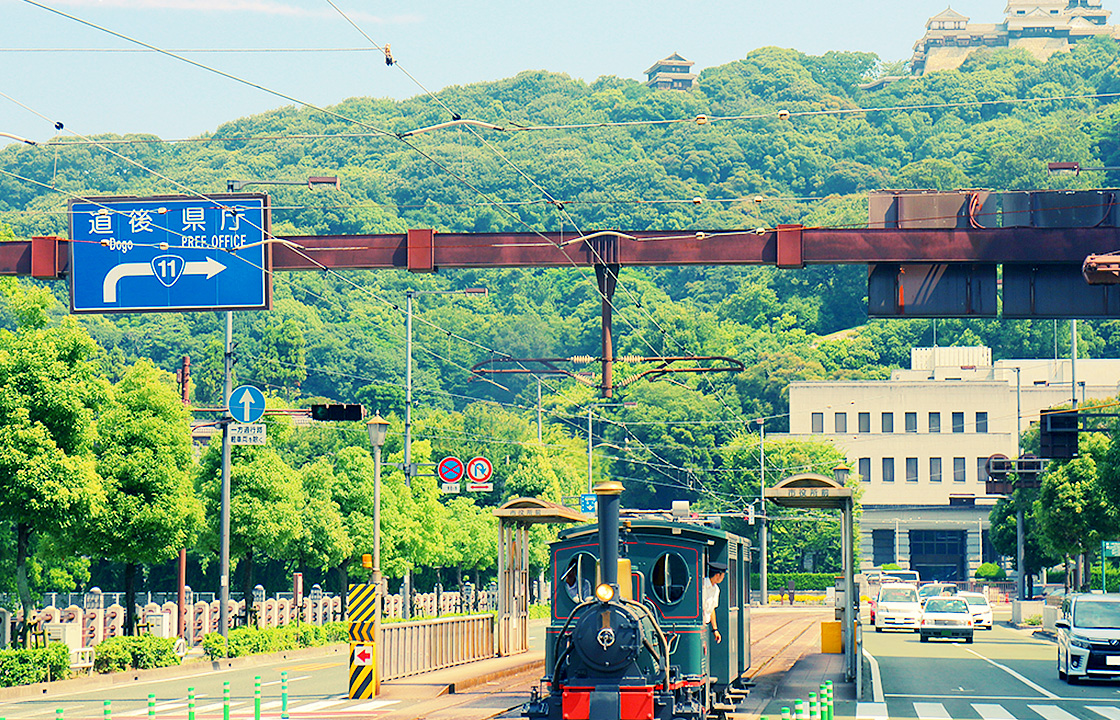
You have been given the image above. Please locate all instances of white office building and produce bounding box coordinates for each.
[781,346,1120,581]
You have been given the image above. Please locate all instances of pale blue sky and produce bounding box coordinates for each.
[2,0,1007,143]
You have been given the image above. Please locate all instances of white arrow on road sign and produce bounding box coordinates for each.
[102,256,227,302]
[229,385,266,424]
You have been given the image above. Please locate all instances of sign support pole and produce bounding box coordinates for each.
[219,311,233,639]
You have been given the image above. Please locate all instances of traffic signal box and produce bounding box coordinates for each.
[1040,409,1079,461]
[311,404,365,421]
[985,453,1043,494]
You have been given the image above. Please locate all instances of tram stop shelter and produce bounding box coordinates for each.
[764,469,860,688]
[494,497,588,656]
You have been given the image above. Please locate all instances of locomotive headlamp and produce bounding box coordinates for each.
[595,583,615,603]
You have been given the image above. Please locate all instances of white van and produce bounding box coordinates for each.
[1056,593,1120,683]
[874,583,922,632]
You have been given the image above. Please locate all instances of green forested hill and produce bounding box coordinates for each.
[3,42,1120,589]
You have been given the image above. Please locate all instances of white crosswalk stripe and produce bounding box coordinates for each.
[289,698,349,713]
[974,703,1018,720]
[194,701,247,713]
[857,702,890,720]
[119,701,187,717]
[1090,708,1120,720]
[1029,705,1081,720]
[344,699,399,712]
[915,702,952,720]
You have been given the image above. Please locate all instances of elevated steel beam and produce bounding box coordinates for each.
[17,225,1120,278]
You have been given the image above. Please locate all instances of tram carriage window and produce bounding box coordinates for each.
[562,552,596,602]
[651,552,690,604]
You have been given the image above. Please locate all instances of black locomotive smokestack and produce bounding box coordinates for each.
[594,481,623,589]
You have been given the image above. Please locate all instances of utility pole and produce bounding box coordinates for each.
[1013,366,1026,602]
[219,312,234,638]
[177,355,190,639]
[758,419,767,606]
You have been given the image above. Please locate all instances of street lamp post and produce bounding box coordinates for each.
[366,414,389,696]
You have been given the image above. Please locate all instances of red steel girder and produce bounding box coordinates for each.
[16,225,1120,277]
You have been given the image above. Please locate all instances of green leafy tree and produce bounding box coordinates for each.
[0,281,108,639]
[88,360,201,634]
[195,443,303,601]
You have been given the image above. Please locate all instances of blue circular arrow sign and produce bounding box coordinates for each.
[229,385,266,424]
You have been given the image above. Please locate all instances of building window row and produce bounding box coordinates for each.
[815,411,988,434]
[857,456,990,484]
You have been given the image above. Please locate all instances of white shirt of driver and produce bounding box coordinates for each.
[702,576,720,624]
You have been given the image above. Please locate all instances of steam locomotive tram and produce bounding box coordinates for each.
[524,481,752,720]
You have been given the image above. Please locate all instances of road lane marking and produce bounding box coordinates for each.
[1029,705,1080,720]
[915,702,951,719]
[963,648,1060,700]
[195,701,247,713]
[1089,708,1120,720]
[857,702,889,720]
[290,699,348,712]
[119,702,187,716]
[865,648,885,703]
[974,703,1017,720]
[261,675,310,686]
[345,700,399,711]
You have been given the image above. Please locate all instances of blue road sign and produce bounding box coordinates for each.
[438,456,465,483]
[68,195,270,313]
[229,385,266,424]
[580,493,597,514]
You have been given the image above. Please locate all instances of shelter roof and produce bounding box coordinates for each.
[494,496,588,524]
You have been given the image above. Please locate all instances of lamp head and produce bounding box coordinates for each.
[366,413,389,448]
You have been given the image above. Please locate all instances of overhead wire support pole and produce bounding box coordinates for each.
[219,311,233,639]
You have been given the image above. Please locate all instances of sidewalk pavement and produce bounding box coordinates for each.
[731,606,855,720]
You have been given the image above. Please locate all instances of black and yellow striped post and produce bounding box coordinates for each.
[347,583,378,698]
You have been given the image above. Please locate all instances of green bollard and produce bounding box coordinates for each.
[56,709,64,720]
[188,688,195,720]
[810,692,819,720]
[147,694,155,720]
[782,707,792,720]
[795,699,807,720]
[281,670,289,720]
[104,700,111,720]
[223,681,230,720]
[827,680,835,720]
[254,676,261,720]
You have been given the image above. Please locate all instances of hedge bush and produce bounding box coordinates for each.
[975,563,1007,580]
[203,622,348,660]
[0,644,70,687]
[93,635,179,674]
[750,572,838,591]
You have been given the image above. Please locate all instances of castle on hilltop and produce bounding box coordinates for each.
[912,0,1120,74]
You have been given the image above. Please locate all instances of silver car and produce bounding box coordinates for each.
[1057,593,1120,683]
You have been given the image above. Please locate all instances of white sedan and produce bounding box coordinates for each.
[959,591,993,629]
[920,597,974,643]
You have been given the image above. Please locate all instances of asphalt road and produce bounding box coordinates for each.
[0,624,548,720]
[857,612,1120,720]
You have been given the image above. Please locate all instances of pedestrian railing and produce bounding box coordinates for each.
[379,614,495,682]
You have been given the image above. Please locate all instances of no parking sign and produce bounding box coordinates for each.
[438,456,464,494]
